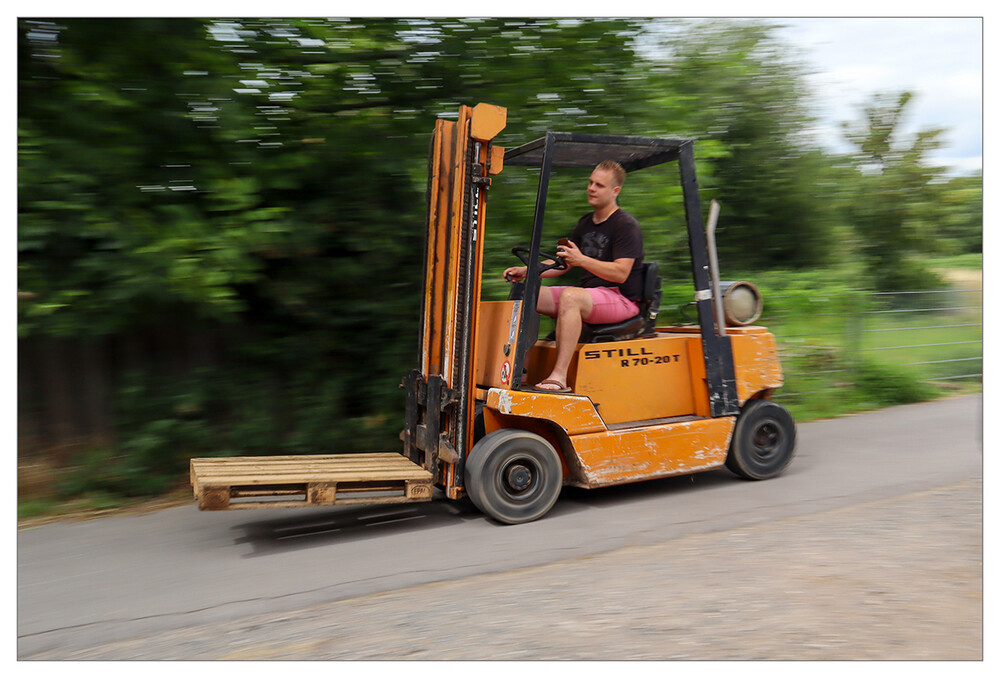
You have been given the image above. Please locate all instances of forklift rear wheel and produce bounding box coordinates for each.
[725,399,796,480]
[466,429,563,525]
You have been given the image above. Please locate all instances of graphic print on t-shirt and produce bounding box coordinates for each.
[580,231,610,259]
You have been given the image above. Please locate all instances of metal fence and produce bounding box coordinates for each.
[758,288,983,401]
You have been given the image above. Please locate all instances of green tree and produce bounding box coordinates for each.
[18,17,655,484]
[930,174,982,255]
[636,19,839,273]
[841,91,948,289]
[19,18,653,336]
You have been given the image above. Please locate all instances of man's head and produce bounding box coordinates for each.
[587,160,626,210]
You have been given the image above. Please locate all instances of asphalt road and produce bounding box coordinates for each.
[17,394,983,659]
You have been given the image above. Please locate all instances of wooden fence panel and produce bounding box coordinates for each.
[17,324,226,459]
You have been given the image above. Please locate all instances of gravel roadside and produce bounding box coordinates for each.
[24,477,982,661]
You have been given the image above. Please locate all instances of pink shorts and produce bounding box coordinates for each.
[547,286,640,325]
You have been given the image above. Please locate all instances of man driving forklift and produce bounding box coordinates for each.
[502,160,644,392]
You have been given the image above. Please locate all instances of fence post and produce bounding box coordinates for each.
[844,289,866,382]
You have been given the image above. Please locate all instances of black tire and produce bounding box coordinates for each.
[465,429,563,525]
[725,399,796,480]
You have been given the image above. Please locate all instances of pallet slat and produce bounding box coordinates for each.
[190,453,434,511]
[196,470,427,484]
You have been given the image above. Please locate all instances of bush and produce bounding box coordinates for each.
[871,257,945,294]
[56,446,174,499]
[18,498,58,520]
[853,359,940,406]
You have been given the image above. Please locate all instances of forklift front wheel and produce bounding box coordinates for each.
[725,399,797,480]
[466,429,563,525]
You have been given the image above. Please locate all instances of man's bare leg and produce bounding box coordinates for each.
[536,286,556,317]
[536,287,592,390]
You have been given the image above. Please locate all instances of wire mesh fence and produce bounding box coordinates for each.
[758,287,983,403]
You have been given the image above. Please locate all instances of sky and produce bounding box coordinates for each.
[774,17,983,175]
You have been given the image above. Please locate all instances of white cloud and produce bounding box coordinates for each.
[776,17,982,174]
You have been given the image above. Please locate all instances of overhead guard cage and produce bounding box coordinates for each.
[503,132,739,418]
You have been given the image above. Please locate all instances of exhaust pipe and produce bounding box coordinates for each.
[705,200,764,328]
[706,200,726,336]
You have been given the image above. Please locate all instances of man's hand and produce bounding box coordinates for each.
[556,240,587,268]
[559,239,633,284]
[503,265,527,282]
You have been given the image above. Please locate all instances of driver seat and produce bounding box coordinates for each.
[538,262,662,344]
[578,262,662,343]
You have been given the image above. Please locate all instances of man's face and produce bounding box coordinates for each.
[587,168,620,209]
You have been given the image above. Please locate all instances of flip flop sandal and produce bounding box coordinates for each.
[529,379,572,393]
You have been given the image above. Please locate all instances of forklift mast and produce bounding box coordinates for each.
[401,104,507,494]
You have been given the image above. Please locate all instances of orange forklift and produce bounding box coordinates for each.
[190,103,795,524]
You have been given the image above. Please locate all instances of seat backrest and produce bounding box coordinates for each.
[638,261,662,321]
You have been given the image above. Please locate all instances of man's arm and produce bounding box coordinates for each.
[557,241,633,284]
[502,262,571,282]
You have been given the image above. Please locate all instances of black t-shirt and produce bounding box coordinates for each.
[569,209,644,300]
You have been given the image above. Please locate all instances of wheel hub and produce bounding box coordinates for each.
[505,463,533,493]
[752,421,780,457]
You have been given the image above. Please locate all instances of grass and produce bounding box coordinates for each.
[858,313,982,376]
[18,498,60,521]
[924,252,983,270]
[753,264,982,422]
[17,487,194,526]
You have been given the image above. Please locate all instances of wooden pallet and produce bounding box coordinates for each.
[190,453,434,510]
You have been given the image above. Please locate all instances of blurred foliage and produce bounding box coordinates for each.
[933,174,983,255]
[840,90,974,290]
[636,21,842,272]
[17,18,982,501]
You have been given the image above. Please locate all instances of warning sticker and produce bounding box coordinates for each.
[508,301,521,344]
[500,360,511,385]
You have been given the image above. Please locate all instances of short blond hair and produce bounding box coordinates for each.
[596,160,626,189]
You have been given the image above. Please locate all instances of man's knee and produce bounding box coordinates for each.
[558,288,592,315]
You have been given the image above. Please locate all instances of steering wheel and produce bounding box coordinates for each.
[511,246,568,277]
